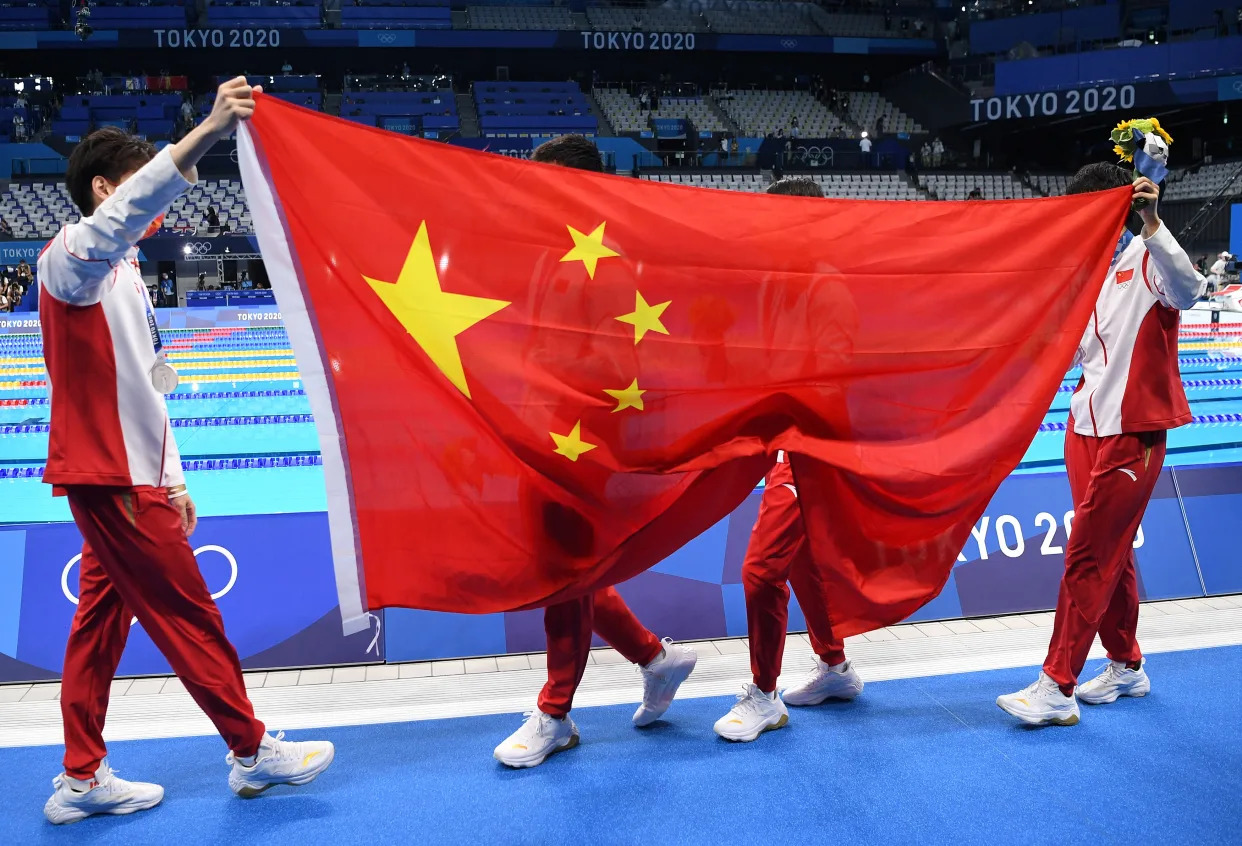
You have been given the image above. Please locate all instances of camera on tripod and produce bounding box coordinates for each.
[74,3,92,41]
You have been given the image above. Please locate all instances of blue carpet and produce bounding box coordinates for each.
[2,646,1239,845]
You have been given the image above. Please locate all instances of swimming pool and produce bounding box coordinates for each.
[4,312,1242,523]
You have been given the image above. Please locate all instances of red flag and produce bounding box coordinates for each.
[239,98,1129,636]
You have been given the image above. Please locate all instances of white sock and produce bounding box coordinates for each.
[828,660,848,673]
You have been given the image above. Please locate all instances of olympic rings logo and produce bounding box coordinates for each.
[186,242,214,255]
[378,33,396,44]
[1233,80,1242,95]
[61,545,239,626]
[781,39,798,49]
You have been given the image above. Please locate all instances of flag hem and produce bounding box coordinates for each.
[237,123,370,636]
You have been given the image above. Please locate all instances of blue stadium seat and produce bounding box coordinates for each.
[340,6,451,29]
[208,6,320,28]
[0,4,50,31]
[88,6,187,29]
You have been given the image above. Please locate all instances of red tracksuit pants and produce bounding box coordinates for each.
[60,486,265,780]
[1042,430,1164,689]
[743,456,845,693]
[538,587,663,718]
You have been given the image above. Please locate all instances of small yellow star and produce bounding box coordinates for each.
[560,222,620,279]
[550,420,597,461]
[603,379,645,413]
[616,291,670,344]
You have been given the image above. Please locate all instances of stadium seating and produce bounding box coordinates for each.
[809,10,929,39]
[716,89,844,138]
[53,93,185,140]
[0,1,51,30]
[846,91,923,136]
[1164,162,1242,202]
[1029,173,1070,196]
[805,172,925,200]
[341,4,451,30]
[340,90,458,134]
[641,171,926,200]
[0,179,251,240]
[918,173,1037,201]
[585,7,707,33]
[206,1,321,29]
[595,88,725,134]
[167,179,252,233]
[474,81,595,137]
[467,5,574,30]
[86,2,189,29]
[642,172,768,193]
[703,6,818,35]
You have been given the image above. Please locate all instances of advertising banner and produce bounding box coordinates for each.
[0,512,380,683]
[383,468,1210,661]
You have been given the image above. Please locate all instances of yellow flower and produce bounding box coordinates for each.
[1114,143,1132,162]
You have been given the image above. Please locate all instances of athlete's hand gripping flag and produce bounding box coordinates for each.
[238,97,1130,636]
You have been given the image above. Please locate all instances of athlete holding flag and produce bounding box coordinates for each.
[38,77,334,824]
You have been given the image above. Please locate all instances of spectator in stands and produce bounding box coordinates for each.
[841,93,851,113]
[0,286,8,313]
[875,115,885,137]
[240,270,253,289]
[198,271,207,291]
[921,141,932,167]
[281,62,292,76]
[159,272,175,307]
[790,116,800,139]
[932,137,945,167]
[180,98,193,130]
[17,259,32,288]
[731,138,739,159]
[828,89,839,111]
[401,63,411,80]
[859,132,872,166]
[967,187,983,200]
[639,89,651,114]
[720,135,730,163]
[205,206,220,230]
[0,216,11,237]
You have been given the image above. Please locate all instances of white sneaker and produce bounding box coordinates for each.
[226,731,335,798]
[1077,660,1151,705]
[493,711,579,768]
[713,684,789,742]
[781,659,864,706]
[633,638,698,727]
[44,758,163,825]
[996,672,1081,726]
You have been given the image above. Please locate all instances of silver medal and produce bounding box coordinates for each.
[151,360,179,394]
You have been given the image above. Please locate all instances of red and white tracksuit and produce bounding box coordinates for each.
[743,451,844,693]
[39,149,264,779]
[539,588,662,717]
[1043,223,1205,689]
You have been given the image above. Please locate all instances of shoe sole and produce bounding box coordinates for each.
[232,746,336,799]
[45,794,164,825]
[996,700,1079,726]
[716,713,789,743]
[494,733,580,769]
[783,682,864,707]
[632,653,699,727]
[1078,684,1150,706]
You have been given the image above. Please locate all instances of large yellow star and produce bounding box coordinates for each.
[363,222,509,399]
[603,378,645,413]
[560,222,620,279]
[550,420,597,461]
[616,291,670,344]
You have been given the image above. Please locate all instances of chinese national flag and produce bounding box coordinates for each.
[239,98,1129,636]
